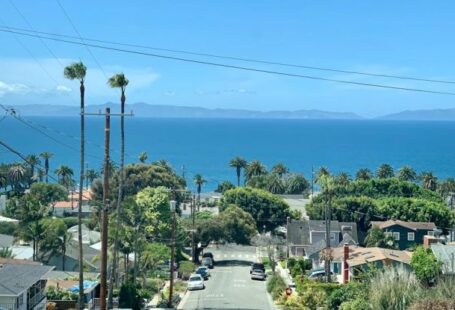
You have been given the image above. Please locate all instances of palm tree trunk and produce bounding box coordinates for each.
[110,90,125,302]
[77,81,85,310]
[237,167,240,186]
[45,160,49,183]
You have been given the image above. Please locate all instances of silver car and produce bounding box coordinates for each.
[187,274,205,290]
[251,269,266,281]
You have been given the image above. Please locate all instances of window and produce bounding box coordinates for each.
[393,232,400,241]
[407,232,415,241]
[330,233,336,241]
[427,230,435,236]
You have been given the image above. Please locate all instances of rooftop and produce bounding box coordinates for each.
[370,220,436,231]
[0,264,54,296]
[331,246,412,267]
[431,244,455,274]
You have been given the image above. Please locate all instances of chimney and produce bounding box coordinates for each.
[423,235,439,248]
[343,243,349,284]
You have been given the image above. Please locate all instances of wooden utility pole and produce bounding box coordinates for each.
[100,108,111,310]
[325,192,332,283]
[192,194,196,262]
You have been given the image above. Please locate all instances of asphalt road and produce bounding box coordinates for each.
[178,244,275,310]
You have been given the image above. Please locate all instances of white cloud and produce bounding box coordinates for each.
[56,85,72,93]
[0,81,30,97]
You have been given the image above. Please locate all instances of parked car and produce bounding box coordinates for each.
[197,265,211,277]
[203,252,214,262]
[251,269,266,281]
[250,263,265,274]
[307,268,333,280]
[202,257,214,269]
[187,274,205,290]
[196,267,210,280]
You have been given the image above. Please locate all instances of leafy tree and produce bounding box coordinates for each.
[411,246,441,285]
[253,234,284,273]
[40,152,53,183]
[135,186,172,237]
[118,283,142,310]
[420,171,438,191]
[179,261,196,280]
[138,151,148,163]
[214,181,235,193]
[355,168,372,181]
[376,164,394,179]
[29,182,68,206]
[364,226,397,249]
[397,166,417,182]
[40,218,71,270]
[219,205,257,244]
[285,173,310,195]
[229,156,247,186]
[245,160,267,181]
[0,222,17,235]
[141,243,170,284]
[222,187,291,231]
[272,163,289,178]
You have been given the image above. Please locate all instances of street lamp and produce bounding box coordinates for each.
[168,200,177,308]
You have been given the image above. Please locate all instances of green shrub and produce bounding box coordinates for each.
[0,222,17,235]
[119,283,142,310]
[340,298,370,310]
[179,261,195,280]
[327,282,367,310]
[267,274,287,300]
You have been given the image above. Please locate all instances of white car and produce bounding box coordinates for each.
[187,274,205,290]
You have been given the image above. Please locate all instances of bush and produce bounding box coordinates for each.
[0,222,17,235]
[62,217,78,228]
[340,298,370,310]
[179,261,195,280]
[327,282,366,310]
[267,274,287,300]
[119,283,142,310]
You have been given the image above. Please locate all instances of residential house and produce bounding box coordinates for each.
[47,240,101,272]
[0,263,54,310]
[430,244,455,275]
[287,220,358,260]
[329,245,412,284]
[51,189,93,217]
[370,220,437,250]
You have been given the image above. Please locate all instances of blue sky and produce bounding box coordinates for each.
[1,1,455,117]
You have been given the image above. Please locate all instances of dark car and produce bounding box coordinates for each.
[202,257,214,269]
[203,252,214,262]
[196,267,209,280]
[250,263,265,274]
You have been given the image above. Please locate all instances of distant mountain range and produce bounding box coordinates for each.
[8,103,455,121]
[8,103,363,120]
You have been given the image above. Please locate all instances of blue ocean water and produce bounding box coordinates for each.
[1,117,455,191]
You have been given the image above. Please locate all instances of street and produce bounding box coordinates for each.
[178,244,275,310]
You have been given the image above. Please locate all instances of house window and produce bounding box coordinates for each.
[393,232,400,241]
[407,232,415,241]
[330,233,336,241]
[427,230,435,236]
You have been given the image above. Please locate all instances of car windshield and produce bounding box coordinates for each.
[189,277,201,282]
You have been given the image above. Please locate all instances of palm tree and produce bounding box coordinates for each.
[397,166,417,182]
[266,175,285,194]
[40,152,53,183]
[36,168,45,183]
[0,174,6,192]
[355,168,373,181]
[8,165,25,192]
[245,160,267,181]
[85,169,100,188]
[336,172,351,186]
[100,160,118,178]
[285,173,310,194]
[194,174,207,209]
[376,164,394,179]
[420,171,438,191]
[271,163,289,178]
[229,156,247,186]
[55,165,74,190]
[64,61,86,308]
[108,73,129,298]
[26,154,41,182]
[138,152,148,163]
[315,166,330,183]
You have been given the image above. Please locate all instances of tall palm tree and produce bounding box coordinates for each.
[138,152,148,163]
[64,61,86,308]
[336,172,351,186]
[40,152,53,183]
[36,168,45,183]
[315,166,330,184]
[26,154,41,182]
[85,169,100,188]
[272,163,289,178]
[194,174,207,210]
[397,166,417,182]
[420,171,438,191]
[54,165,74,190]
[355,168,373,181]
[266,174,285,194]
[376,163,394,179]
[245,160,267,181]
[285,173,310,194]
[229,156,247,186]
[108,73,129,299]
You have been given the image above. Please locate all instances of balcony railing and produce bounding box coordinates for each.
[28,291,45,310]
[0,303,18,310]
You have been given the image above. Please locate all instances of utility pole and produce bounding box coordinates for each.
[168,200,177,308]
[100,108,111,310]
[311,165,314,198]
[286,216,290,268]
[191,194,196,262]
[325,191,332,283]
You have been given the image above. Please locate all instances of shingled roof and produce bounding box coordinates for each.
[371,220,436,231]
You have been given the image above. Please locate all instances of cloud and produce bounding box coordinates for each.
[0,81,30,96]
[56,85,72,93]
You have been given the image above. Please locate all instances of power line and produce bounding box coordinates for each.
[2,25,455,85]
[1,28,454,96]
[55,0,108,79]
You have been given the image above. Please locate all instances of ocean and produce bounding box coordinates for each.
[1,117,455,191]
